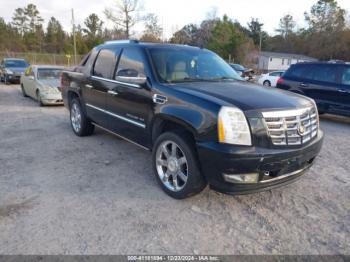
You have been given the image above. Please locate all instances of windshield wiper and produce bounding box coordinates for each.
[168,77,238,83]
[170,77,211,83]
[211,76,237,81]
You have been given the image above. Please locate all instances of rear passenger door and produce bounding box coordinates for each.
[269,71,283,86]
[84,48,120,127]
[305,64,342,108]
[106,47,153,148]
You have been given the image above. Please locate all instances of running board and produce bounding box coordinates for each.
[92,122,150,151]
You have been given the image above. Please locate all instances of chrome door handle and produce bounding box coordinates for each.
[85,84,93,89]
[300,83,308,87]
[107,90,118,96]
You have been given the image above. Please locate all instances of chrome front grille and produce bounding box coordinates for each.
[262,107,318,146]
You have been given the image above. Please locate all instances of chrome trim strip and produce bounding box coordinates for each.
[262,107,313,118]
[107,90,119,96]
[153,94,168,104]
[62,70,84,76]
[91,76,140,88]
[260,166,309,184]
[92,123,149,151]
[86,103,146,128]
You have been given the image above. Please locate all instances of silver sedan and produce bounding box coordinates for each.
[20,65,64,106]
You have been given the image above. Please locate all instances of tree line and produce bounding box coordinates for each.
[0,0,349,65]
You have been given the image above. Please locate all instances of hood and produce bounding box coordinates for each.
[171,80,313,111]
[38,79,60,88]
[6,67,26,74]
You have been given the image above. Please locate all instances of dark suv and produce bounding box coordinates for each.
[277,62,350,117]
[61,40,323,199]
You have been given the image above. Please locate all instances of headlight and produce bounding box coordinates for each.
[218,106,252,145]
[309,99,320,127]
[5,69,13,74]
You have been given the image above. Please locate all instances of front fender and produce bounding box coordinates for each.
[153,104,216,142]
[160,104,204,130]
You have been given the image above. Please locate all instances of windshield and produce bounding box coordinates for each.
[149,48,243,83]
[5,60,29,68]
[37,69,62,80]
[231,64,245,71]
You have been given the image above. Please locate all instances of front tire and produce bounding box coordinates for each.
[21,84,28,97]
[36,90,44,107]
[152,131,207,199]
[70,98,94,136]
[4,75,10,85]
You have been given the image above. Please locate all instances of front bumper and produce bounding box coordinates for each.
[41,93,64,105]
[196,131,324,195]
[7,74,21,83]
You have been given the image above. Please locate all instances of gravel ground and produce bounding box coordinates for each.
[0,84,349,255]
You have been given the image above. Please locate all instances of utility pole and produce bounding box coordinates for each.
[71,9,77,65]
[259,30,262,53]
[258,30,262,72]
[162,16,164,43]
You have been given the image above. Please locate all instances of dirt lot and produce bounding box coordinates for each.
[0,84,349,255]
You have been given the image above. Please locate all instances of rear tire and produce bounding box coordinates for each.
[152,131,207,199]
[69,98,94,136]
[263,80,271,86]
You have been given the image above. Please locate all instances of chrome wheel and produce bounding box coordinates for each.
[155,140,188,192]
[71,102,82,133]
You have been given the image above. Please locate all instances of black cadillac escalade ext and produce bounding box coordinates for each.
[60,40,324,199]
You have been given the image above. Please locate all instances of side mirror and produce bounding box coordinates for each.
[116,69,147,87]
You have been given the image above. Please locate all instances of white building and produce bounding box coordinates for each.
[257,51,317,72]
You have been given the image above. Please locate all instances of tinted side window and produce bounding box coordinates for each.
[286,65,315,80]
[93,49,117,79]
[115,48,145,79]
[312,65,338,84]
[286,65,310,79]
[270,72,280,77]
[341,67,350,86]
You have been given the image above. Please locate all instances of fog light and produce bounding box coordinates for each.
[223,173,259,184]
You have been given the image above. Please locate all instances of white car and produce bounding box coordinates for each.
[20,65,64,106]
[257,71,285,87]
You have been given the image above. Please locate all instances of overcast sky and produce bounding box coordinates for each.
[1,0,350,38]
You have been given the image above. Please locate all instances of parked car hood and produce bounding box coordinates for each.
[38,79,60,88]
[171,80,313,111]
[6,67,26,74]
